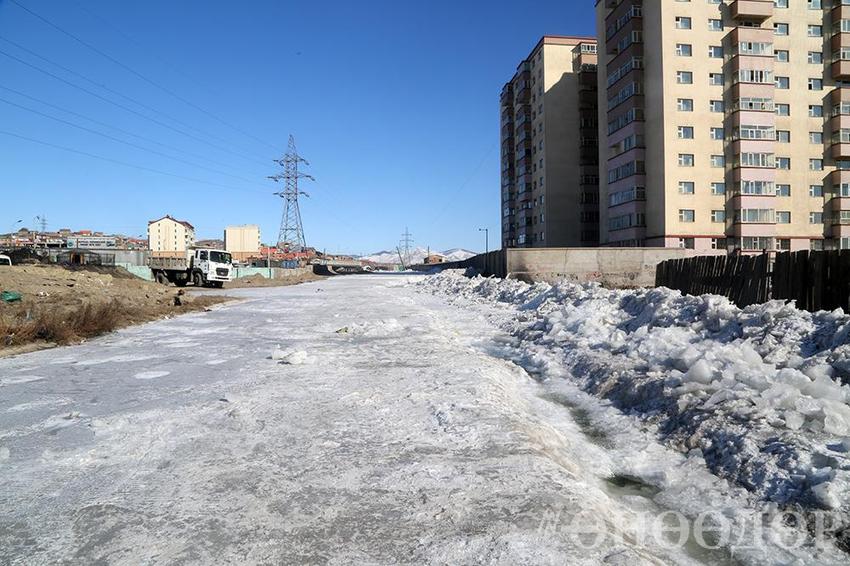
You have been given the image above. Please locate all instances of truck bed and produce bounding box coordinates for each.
[148,257,190,270]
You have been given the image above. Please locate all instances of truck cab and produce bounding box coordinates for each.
[191,248,233,287]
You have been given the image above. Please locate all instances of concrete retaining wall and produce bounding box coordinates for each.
[433,247,721,288]
[506,247,719,287]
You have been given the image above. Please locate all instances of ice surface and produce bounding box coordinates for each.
[420,271,850,557]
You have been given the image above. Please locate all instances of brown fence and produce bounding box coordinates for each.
[656,250,850,312]
[773,250,850,312]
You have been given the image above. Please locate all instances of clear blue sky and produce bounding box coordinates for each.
[0,0,596,255]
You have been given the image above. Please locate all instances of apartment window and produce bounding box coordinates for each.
[810,159,823,171]
[808,0,822,9]
[775,76,789,89]
[810,131,823,144]
[810,212,824,224]
[774,23,789,36]
[811,240,824,251]
[710,127,724,140]
[679,238,695,249]
[711,182,726,195]
[678,126,694,139]
[710,154,725,167]
[677,98,693,112]
[776,239,791,251]
[808,25,823,38]
[737,69,773,84]
[809,105,823,117]
[677,71,693,84]
[810,184,824,197]
[679,181,695,194]
[809,78,823,91]
[711,238,728,250]
[678,154,694,166]
[776,211,791,224]
[709,73,724,86]
[775,0,788,7]
[775,50,789,63]
[709,46,723,58]
[708,19,723,32]
[742,237,774,250]
[736,209,775,223]
[679,209,695,222]
[675,16,692,29]
[777,184,791,197]
[739,152,776,168]
[776,157,791,169]
[711,210,726,223]
[710,100,724,112]
[808,52,823,64]
[676,43,692,57]
[776,103,790,116]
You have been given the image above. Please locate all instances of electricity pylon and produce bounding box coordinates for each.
[269,135,314,251]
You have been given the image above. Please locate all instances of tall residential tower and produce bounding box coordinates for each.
[596,0,842,252]
[500,36,600,248]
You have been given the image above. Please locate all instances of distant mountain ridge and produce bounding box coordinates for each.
[361,247,476,265]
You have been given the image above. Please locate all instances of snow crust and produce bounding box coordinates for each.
[420,271,850,552]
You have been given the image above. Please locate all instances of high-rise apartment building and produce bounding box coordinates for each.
[596,0,845,252]
[147,215,195,256]
[500,36,600,248]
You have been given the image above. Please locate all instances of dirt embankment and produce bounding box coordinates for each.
[225,271,325,288]
[0,265,230,356]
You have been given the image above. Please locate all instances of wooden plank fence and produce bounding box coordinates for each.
[655,253,771,307]
[656,250,850,312]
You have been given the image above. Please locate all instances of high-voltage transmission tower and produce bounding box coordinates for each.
[400,227,414,265]
[268,135,314,251]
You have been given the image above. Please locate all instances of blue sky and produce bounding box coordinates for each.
[0,0,596,254]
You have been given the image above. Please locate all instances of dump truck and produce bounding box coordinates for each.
[148,248,233,288]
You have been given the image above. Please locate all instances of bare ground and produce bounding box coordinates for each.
[0,264,230,356]
[224,271,325,288]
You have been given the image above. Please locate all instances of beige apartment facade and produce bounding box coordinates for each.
[224,224,261,260]
[501,36,600,248]
[596,0,844,253]
[147,215,195,256]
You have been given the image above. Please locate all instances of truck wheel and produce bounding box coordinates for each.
[155,272,169,285]
[211,281,224,289]
[192,271,204,287]
[175,279,188,287]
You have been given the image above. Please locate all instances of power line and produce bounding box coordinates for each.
[0,83,262,175]
[0,95,269,186]
[8,0,280,152]
[0,129,266,196]
[0,35,268,160]
[0,47,270,168]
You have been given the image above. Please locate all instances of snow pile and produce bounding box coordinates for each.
[420,271,850,541]
[271,346,314,365]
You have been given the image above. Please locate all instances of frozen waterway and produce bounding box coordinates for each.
[0,274,843,564]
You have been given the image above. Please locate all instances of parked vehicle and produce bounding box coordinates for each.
[0,254,11,266]
[148,248,233,288]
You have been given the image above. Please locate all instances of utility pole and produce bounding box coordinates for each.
[268,135,314,252]
[478,227,489,255]
[400,227,414,266]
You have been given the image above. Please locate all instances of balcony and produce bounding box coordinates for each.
[833,60,850,82]
[831,143,850,159]
[730,0,773,21]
